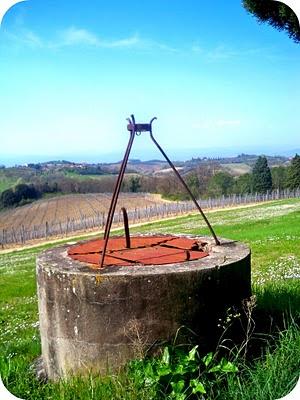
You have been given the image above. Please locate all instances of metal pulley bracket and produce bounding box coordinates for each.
[127,123,151,132]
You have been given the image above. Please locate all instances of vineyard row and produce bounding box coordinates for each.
[1,189,300,247]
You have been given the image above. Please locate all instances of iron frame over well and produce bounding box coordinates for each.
[99,115,219,268]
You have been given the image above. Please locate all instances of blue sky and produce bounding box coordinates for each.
[0,0,299,165]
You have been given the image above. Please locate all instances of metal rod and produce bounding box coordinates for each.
[99,116,136,267]
[121,207,131,248]
[148,119,220,245]
[103,117,135,240]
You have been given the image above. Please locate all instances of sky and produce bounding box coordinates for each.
[0,0,299,165]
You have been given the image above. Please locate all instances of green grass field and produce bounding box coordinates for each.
[0,199,299,399]
[64,171,113,181]
[64,171,138,180]
[0,171,21,194]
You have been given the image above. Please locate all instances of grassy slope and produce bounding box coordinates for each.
[64,171,113,181]
[64,171,137,181]
[0,199,299,399]
[0,171,20,194]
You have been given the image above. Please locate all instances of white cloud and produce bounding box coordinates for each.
[60,27,100,46]
[198,44,274,62]
[3,22,271,62]
[3,26,178,52]
[103,35,140,48]
[3,25,272,61]
[150,41,179,53]
[56,27,140,48]
[22,30,43,47]
[4,29,43,48]
[55,28,179,51]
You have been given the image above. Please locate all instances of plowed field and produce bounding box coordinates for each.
[0,193,164,232]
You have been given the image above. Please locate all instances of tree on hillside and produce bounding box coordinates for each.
[287,154,300,189]
[207,172,235,197]
[252,156,272,193]
[243,0,300,43]
[14,183,40,203]
[0,189,17,208]
[186,172,200,198]
[271,166,288,190]
[235,173,253,194]
[0,184,40,209]
[128,176,141,193]
[193,164,218,196]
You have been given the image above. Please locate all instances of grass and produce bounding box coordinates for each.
[0,171,21,194]
[215,320,300,400]
[64,171,115,181]
[0,198,300,399]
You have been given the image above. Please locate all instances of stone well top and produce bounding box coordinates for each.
[37,235,250,277]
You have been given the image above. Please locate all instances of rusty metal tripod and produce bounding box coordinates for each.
[99,115,220,268]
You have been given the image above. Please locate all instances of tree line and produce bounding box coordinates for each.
[1,154,300,209]
[0,183,40,209]
[156,154,300,200]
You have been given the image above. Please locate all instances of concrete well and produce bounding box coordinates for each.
[36,235,251,380]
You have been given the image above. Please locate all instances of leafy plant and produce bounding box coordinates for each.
[130,344,238,399]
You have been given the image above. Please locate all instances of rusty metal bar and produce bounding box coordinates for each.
[148,118,220,246]
[99,116,136,267]
[121,207,131,248]
[185,250,190,261]
[103,119,136,240]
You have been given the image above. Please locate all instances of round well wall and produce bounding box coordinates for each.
[36,235,251,380]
